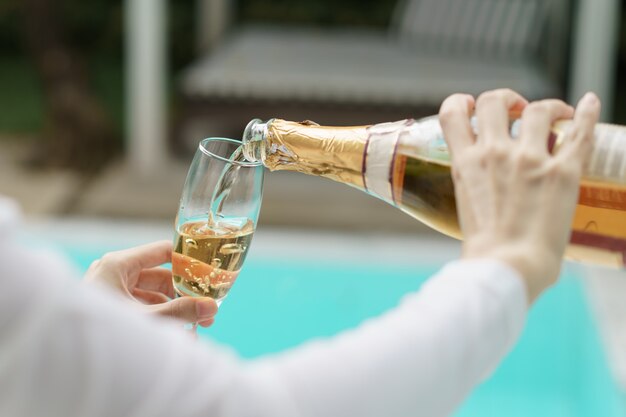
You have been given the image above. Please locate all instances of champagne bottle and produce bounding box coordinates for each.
[242,117,626,268]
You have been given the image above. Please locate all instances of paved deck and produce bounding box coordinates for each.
[61,155,433,234]
[0,138,429,232]
[0,139,82,217]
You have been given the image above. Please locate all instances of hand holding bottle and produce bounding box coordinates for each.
[439,89,601,303]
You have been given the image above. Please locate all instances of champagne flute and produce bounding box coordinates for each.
[172,138,264,327]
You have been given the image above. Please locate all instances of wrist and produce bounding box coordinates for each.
[462,239,561,304]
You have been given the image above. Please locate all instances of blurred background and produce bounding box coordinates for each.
[2,0,624,226]
[2,1,626,416]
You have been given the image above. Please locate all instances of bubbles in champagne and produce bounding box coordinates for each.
[220,243,246,255]
[172,219,255,301]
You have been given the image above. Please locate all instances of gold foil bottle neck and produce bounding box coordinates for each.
[261,119,370,188]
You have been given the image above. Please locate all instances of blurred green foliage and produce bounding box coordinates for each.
[0,57,43,133]
[0,1,20,54]
[612,1,626,125]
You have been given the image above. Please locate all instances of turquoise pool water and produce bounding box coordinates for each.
[58,237,625,417]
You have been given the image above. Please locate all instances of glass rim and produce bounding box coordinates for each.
[198,137,262,167]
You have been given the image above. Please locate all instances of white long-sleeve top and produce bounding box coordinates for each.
[0,197,527,417]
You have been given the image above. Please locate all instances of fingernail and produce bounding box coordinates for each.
[196,299,217,318]
[198,318,215,328]
[582,92,598,104]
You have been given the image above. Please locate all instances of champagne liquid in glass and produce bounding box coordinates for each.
[172,219,254,302]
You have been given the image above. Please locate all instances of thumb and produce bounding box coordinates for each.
[149,297,218,323]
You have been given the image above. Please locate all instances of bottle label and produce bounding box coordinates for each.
[363,120,412,203]
[579,182,626,211]
[391,154,408,205]
[586,124,626,182]
[569,231,626,267]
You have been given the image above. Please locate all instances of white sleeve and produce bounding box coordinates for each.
[0,209,527,417]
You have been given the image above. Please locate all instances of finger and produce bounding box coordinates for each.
[172,252,215,278]
[198,318,215,328]
[147,297,218,323]
[519,100,574,154]
[136,267,176,298]
[104,241,173,276]
[475,89,528,143]
[451,167,477,236]
[132,288,170,304]
[84,259,128,290]
[452,165,493,236]
[439,94,475,155]
[557,92,601,163]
